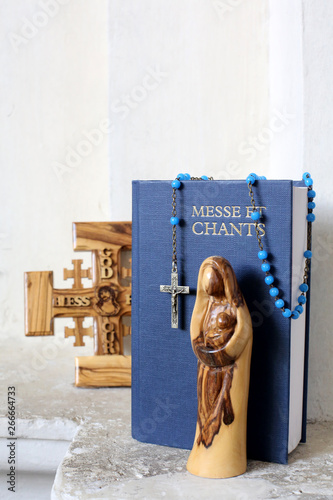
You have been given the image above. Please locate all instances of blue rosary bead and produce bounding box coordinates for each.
[307,213,316,222]
[172,179,181,189]
[298,295,307,304]
[295,305,304,314]
[283,308,292,318]
[170,216,179,225]
[258,250,268,260]
[177,173,185,180]
[251,211,260,221]
[244,172,315,319]
[246,175,256,185]
[201,175,208,180]
[184,173,191,180]
[265,275,274,285]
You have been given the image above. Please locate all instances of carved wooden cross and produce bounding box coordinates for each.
[24,222,132,387]
[63,259,92,289]
[64,317,93,347]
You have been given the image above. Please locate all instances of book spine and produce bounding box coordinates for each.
[292,180,311,444]
[284,183,294,464]
[131,181,140,439]
[301,235,312,443]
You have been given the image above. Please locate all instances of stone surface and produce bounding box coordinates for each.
[1,339,333,499]
[52,419,333,500]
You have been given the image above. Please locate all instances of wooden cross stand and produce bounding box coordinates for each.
[24,222,132,387]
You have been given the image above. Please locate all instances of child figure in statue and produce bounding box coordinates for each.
[187,256,253,478]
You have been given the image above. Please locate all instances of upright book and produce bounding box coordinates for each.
[132,180,311,464]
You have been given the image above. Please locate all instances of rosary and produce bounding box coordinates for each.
[160,172,316,328]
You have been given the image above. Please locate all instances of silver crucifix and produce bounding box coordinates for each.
[160,270,190,329]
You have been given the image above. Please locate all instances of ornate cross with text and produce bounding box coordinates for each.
[24,222,132,387]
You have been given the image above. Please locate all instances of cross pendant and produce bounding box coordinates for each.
[160,270,190,329]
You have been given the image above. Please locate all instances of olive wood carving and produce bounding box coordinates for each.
[75,355,131,387]
[187,256,253,479]
[24,222,132,387]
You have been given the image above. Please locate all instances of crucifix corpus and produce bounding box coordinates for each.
[160,270,189,328]
[24,222,132,387]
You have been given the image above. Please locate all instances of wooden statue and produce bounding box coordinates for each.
[187,256,253,479]
[24,222,132,387]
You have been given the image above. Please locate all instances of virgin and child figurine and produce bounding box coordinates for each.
[187,256,253,478]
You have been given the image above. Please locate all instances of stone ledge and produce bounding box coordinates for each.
[1,339,332,499]
[52,417,333,499]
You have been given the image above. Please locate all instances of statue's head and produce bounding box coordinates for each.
[199,256,243,308]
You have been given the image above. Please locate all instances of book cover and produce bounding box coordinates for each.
[132,180,310,464]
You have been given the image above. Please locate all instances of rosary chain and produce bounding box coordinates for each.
[172,187,177,272]
[171,173,314,319]
[248,181,313,313]
[302,219,312,285]
[248,183,264,251]
[171,176,214,273]
[190,176,214,181]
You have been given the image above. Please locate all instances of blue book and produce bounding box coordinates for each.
[132,180,311,464]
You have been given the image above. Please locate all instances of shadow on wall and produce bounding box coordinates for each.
[306,218,333,421]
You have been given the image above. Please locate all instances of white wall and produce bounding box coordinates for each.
[0,0,332,420]
[109,0,269,220]
[268,0,304,179]
[0,0,110,350]
[302,0,333,421]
